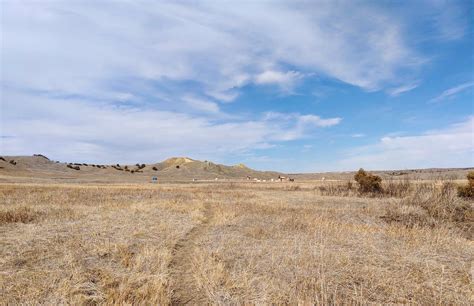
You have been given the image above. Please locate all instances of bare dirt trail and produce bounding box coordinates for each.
[169,202,215,305]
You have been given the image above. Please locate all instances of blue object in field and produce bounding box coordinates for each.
[151,176,158,183]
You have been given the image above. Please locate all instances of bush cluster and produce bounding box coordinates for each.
[354,168,383,194]
[33,154,49,160]
[457,171,474,198]
[135,163,146,169]
[67,164,80,170]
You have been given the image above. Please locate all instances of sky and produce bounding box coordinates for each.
[1,0,473,172]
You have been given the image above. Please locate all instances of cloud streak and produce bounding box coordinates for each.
[429,82,474,103]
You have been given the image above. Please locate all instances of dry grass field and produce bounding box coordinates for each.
[0,179,472,305]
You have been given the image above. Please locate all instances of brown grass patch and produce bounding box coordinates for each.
[0,206,41,224]
[0,182,472,304]
[383,182,473,238]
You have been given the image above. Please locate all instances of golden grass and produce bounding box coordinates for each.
[0,181,472,304]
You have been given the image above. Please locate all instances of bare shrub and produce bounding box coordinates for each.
[67,164,80,170]
[9,160,17,165]
[354,168,382,194]
[0,156,6,162]
[457,171,474,198]
[152,167,158,171]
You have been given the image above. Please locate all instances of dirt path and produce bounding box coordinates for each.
[169,202,214,305]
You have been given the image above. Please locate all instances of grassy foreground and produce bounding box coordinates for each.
[0,181,472,304]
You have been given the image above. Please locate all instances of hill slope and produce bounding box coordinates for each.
[0,155,282,182]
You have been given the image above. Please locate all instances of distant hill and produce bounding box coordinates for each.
[1,154,471,183]
[0,155,282,182]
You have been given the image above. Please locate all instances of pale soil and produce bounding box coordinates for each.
[0,182,472,304]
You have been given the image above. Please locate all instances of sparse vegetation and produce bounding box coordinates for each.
[0,182,471,304]
[0,157,6,162]
[152,166,158,171]
[384,182,473,238]
[9,160,17,165]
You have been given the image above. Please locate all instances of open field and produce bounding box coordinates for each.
[1,180,472,304]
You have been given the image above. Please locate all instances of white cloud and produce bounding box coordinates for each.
[336,117,474,170]
[429,82,474,103]
[297,115,342,128]
[0,91,340,163]
[262,112,341,141]
[1,0,426,101]
[183,96,220,113]
[351,133,366,138]
[254,70,303,91]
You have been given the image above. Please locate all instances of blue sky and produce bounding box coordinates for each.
[1,0,473,172]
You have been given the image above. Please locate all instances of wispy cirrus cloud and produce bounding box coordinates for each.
[429,82,474,103]
[2,0,425,102]
[388,82,420,96]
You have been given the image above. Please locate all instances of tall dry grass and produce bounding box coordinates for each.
[0,181,472,304]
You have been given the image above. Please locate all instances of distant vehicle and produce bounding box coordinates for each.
[151,176,158,183]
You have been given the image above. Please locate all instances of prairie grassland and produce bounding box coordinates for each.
[0,181,472,304]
